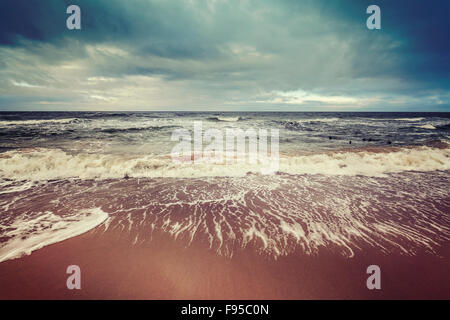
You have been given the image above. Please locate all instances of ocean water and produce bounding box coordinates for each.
[0,112,449,261]
[0,111,449,179]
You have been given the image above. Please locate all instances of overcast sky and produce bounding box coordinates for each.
[0,0,449,111]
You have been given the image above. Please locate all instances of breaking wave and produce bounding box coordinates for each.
[0,144,449,181]
[391,117,426,122]
[98,125,179,134]
[0,118,78,126]
[416,124,436,130]
[207,116,242,122]
[295,117,340,123]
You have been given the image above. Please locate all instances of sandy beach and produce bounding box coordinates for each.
[1,223,449,300]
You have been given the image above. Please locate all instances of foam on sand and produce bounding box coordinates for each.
[91,171,450,259]
[0,171,449,261]
[0,207,108,262]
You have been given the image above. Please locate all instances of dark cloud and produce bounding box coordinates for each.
[0,0,448,111]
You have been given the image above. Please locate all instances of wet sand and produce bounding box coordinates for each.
[0,226,449,300]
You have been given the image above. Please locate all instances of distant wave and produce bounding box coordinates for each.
[0,118,77,126]
[296,117,340,123]
[83,112,131,119]
[207,116,242,122]
[392,117,425,122]
[363,117,426,122]
[411,123,450,130]
[98,125,179,134]
[0,144,449,181]
[273,118,340,130]
[277,118,340,130]
[415,124,436,130]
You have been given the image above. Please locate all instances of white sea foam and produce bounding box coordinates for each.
[281,146,450,176]
[0,207,108,262]
[0,172,448,260]
[363,117,426,122]
[216,116,240,122]
[0,118,77,126]
[296,117,339,123]
[0,180,36,194]
[392,117,425,122]
[0,145,449,180]
[95,171,450,258]
[416,124,436,130]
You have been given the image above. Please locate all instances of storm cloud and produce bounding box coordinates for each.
[0,0,448,111]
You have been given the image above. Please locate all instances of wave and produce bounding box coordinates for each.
[0,144,449,181]
[296,117,340,123]
[363,117,426,122]
[392,117,425,122]
[98,125,179,134]
[0,207,108,262]
[413,123,450,130]
[416,124,436,130]
[281,146,450,176]
[0,118,77,126]
[207,116,242,122]
[84,112,130,119]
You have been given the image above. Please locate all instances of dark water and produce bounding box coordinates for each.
[0,112,449,153]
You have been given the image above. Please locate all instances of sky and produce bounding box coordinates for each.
[0,0,449,111]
